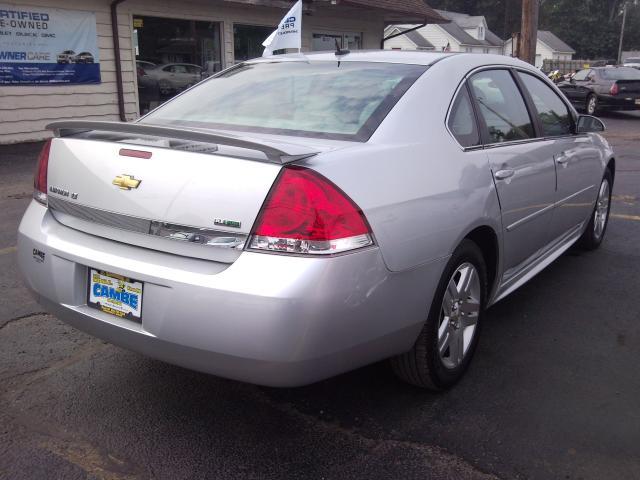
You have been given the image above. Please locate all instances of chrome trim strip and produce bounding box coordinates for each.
[506,203,555,232]
[48,196,247,249]
[554,184,595,208]
[506,184,595,232]
[48,196,151,233]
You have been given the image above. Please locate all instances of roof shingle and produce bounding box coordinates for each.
[537,30,575,53]
[341,0,448,23]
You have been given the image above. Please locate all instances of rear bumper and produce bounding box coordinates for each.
[18,201,445,386]
[598,94,640,110]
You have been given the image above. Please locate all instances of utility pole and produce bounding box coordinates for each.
[617,1,628,64]
[519,0,540,65]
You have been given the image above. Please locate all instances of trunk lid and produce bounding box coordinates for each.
[615,80,640,94]
[46,137,284,263]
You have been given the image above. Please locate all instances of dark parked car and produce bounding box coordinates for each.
[72,52,95,64]
[558,66,640,115]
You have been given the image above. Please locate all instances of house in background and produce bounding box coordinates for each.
[504,30,575,68]
[384,10,503,54]
[383,26,435,50]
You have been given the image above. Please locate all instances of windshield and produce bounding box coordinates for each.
[141,61,427,141]
[600,67,640,80]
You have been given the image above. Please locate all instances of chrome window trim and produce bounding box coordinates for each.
[448,64,586,151]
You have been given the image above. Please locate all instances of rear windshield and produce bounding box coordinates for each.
[600,67,640,80]
[141,61,427,141]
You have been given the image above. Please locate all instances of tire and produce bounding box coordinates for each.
[391,239,487,390]
[578,169,612,250]
[586,94,599,115]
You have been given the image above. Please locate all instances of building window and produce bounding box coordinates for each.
[465,47,473,53]
[234,24,277,62]
[483,48,490,54]
[312,33,362,51]
[133,16,222,113]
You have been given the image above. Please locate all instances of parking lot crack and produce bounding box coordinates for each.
[254,390,500,479]
[0,311,48,330]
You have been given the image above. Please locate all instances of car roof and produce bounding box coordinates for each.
[248,50,452,66]
[246,50,535,70]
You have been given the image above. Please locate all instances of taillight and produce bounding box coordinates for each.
[249,166,373,255]
[610,82,619,96]
[33,139,52,205]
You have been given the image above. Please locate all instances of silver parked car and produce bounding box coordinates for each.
[18,51,614,390]
[147,63,203,95]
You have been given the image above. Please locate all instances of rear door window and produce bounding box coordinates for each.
[572,69,591,81]
[469,70,534,144]
[448,86,480,148]
[518,72,573,137]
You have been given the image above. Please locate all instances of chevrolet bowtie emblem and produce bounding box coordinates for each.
[112,174,141,190]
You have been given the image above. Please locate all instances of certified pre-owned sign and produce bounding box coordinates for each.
[0,5,100,85]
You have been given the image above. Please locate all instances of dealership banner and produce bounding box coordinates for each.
[0,4,100,85]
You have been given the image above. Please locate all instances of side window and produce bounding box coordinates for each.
[447,85,480,148]
[518,72,573,137]
[572,69,590,81]
[469,70,534,144]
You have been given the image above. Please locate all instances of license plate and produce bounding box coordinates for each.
[87,269,143,321]
[635,99,640,105]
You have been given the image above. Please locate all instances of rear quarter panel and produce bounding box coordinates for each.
[302,56,504,274]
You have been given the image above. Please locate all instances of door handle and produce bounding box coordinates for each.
[555,154,570,165]
[494,169,515,180]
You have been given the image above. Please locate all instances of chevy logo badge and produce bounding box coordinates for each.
[113,174,141,190]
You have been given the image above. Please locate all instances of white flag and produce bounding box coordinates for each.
[262,0,302,57]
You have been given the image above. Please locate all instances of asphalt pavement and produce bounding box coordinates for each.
[1,112,639,480]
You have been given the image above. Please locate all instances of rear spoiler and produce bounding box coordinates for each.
[46,121,319,164]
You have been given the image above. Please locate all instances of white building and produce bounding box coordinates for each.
[0,0,446,144]
[504,30,575,69]
[384,9,504,54]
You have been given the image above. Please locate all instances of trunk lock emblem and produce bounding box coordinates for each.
[113,174,141,190]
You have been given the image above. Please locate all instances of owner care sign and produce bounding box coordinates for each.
[0,4,100,85]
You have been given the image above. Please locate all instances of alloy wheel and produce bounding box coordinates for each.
[437,262,481,370]
[587,95,597,115]
[593,178,610,240]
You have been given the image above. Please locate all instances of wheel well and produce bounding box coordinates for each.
[465,226,499,294]
[607,157,616,183]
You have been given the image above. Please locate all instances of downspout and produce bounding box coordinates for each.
[381,23,426,49]
[111,0,127,121]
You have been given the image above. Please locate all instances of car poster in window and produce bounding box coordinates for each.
[0,4,100,85]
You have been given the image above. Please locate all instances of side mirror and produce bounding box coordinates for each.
[570,77,575,84]
[577,115,605,133]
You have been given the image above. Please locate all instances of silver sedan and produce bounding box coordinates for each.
[18,51,614,389]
